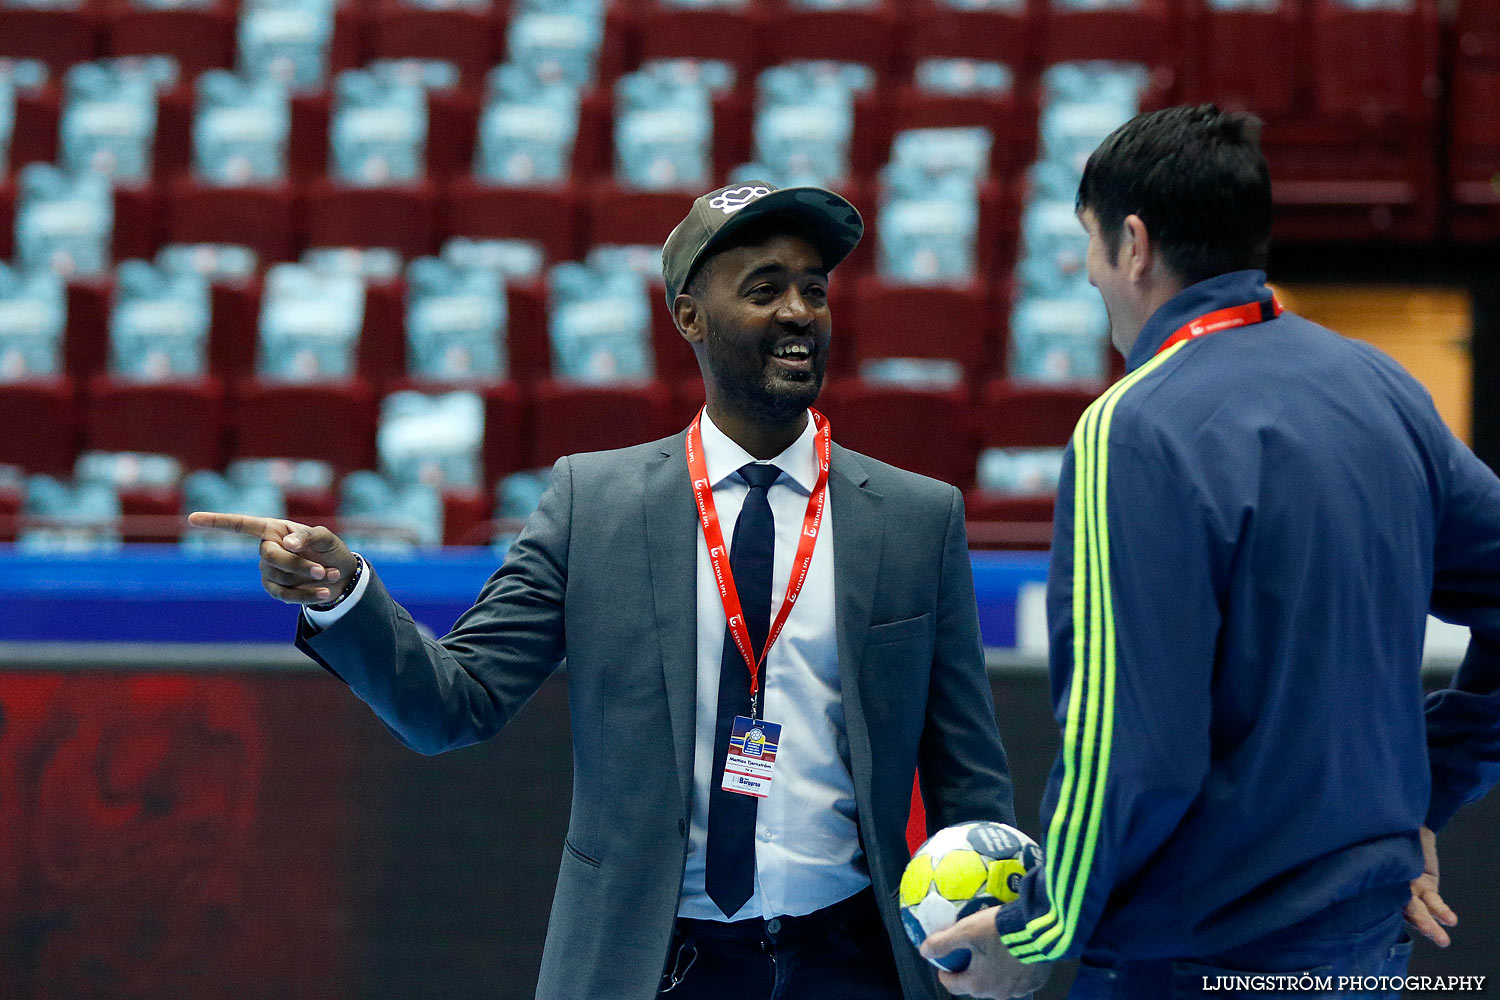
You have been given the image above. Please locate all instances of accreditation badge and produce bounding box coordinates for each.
[721,716,782,799]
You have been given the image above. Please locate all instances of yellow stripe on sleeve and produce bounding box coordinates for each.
[1003,343,1186,961]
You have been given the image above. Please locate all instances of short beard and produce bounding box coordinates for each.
[703,323,825,427]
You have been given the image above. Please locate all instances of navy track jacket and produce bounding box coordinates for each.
[994,270,1500,965]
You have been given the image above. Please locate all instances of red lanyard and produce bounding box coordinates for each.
[686,408,832,718]
[1156,292,1283,356]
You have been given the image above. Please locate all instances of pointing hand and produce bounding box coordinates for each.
[188,511,358,606]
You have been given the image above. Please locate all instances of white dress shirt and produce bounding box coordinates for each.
[677,410,869,921]
[307,411,870,921]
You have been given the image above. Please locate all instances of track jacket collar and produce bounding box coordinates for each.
[1127,269,1274,373]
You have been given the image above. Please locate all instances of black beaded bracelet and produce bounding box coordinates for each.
[307,554,363,612]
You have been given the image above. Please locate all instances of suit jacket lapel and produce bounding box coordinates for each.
[642,431,698,811]
[829,444,884,805]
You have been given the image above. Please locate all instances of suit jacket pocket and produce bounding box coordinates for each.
[866,612,932,648]
[564,838,601,868]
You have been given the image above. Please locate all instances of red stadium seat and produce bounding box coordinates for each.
[0,8,100,76]
[289,93,332,182]
[366,4,500,87]
[1181,0,1304,121]
[442,486,492,546]
[674,375,707,429]
[1450,62,1500,242]
[426,90,482,182]
[163,181,300,264]
[967,376,1083,542]
[1308,0,1439,130]
[153,88,195,183]
[962,491,1056,551]
[573,87,613,181]
[232,377,378,472]
[850,93,894,179]
[648,279,698,382]
[0,181,12,261]
[358,278,406,384]
[529,380,674,466]
[0,476,21,541]
[207,278,263,379]
[0,377,79,475]
[584,183,691,249]
[1457,0,1500,63]
[384,376,528,484]
[106,5,236,77]
[442,182,583,264]
[284,485,338,526]
[1453,66,1500,155]
[848,276,991,375]
[1451,63,1500,242]
[599,7,634,85]
[889,89,1038,182]
[904,2,1038,82]
[84,376,228,470]
[112,184,161,263]
[711,91,754,181]
[766,6,901,84]
[303,181,440,258]
[635,5,771,86]
[12,88,61,172]
[1450,164,1500,245]
[1265,121,1440,244]
[480,380,528,482]
[506,278,552,385]
[65,279,113,378]
[817,380,975,488]
[329,6,365,77]
[118,484,185,543]
[979,379,1096,449]
[1042,0,1179,80]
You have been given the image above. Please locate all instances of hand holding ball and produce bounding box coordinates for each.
[899,821,1042,972]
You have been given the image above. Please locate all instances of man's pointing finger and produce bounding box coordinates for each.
[189,511,278,538]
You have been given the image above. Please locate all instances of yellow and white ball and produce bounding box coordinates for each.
[899,821,1042,971]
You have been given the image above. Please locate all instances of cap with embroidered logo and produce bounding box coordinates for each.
[660,182,864,306]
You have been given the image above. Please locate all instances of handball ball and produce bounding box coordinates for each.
[899,821,1042,972]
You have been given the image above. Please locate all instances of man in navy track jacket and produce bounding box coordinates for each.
[923,105,1500,999]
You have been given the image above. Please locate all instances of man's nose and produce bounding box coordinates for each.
[777,289,814,326]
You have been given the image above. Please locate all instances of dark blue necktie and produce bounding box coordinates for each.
[705,462,780,919]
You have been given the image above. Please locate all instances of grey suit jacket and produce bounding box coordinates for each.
[297,431,1015,999]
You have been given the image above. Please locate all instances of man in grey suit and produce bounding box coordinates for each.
[192,182,1016,1000]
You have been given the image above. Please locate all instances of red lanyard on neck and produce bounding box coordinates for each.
[685,408,832,719]
[1156,292,1283,356]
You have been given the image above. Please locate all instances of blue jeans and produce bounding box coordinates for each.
[1069,911,1413,999]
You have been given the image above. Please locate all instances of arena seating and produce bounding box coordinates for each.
[0,0,1483,548]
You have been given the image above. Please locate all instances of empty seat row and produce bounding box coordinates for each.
[0,375,1098,491]
[0,1,1448,130]
[2,85,1041,197]
[27,269,1031,384]
[0,178,1026,285]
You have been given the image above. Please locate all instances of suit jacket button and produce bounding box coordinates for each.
[678,818,687,836]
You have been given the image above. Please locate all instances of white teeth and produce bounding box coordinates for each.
[774,343,811,359]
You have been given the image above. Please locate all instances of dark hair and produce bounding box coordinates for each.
[683,215,821,299]
[1076,104,1272,285]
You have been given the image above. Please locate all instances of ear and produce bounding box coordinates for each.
[674,293,705,345]
[1122,214,1153,282]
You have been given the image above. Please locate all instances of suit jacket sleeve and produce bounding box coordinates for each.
[1425,433,1500,830]
[916,486,1017,832]
[296,456,573,755]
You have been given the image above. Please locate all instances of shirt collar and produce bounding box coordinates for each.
[699,408,818,495]
[1126,269,1275,372]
